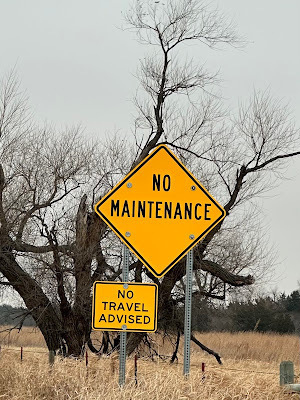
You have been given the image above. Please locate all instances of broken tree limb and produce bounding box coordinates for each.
[170,330,181,364]
[191,334,222,365]
[198,259,254,287]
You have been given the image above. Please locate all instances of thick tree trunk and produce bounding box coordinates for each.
[0,250,63,351]
[62,314,87,357]
[0,247,92,357]
[0,195,104,358]
[69,195,102,356]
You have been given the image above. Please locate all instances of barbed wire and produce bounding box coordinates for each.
[0,347,48,354]
[206,364,277,375]
[0,346,299,379]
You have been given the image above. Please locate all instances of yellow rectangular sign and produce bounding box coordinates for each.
[92,281,158,332]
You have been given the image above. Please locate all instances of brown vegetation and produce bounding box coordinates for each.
[0,326,46,348]
[0,329,299,399]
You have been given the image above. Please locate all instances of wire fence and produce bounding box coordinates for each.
[0,344,299,381]
[1,347,48,355]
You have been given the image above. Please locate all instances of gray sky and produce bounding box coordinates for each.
[0,0,300,295]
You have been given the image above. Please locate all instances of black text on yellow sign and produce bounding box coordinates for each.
[94,145,226,278]
[92,281,158,332]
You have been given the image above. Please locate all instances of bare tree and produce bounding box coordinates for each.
[119,0,300,356]
[0,72,105,353]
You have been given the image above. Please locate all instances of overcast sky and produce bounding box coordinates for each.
[0,0,300,295]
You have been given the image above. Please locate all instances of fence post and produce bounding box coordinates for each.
[111,357,116,375]
[85,350,88,367]
[202,362,205,382]
[20,346,23,362]
[134,354,138,386]
[280,361,294,385]
[49,350,55,366]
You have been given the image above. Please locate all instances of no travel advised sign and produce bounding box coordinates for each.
[95,144,226,277]
[92,281,158,332]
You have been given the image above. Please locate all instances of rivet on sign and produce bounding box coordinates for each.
[123,283,129,289]
[125,232,131,237]
[191,185,196,191]
[127,182,132,188]
[189,234,195,240]
[122,324,127,330]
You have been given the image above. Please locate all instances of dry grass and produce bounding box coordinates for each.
[0,328,299,399]
[0,325,46,348]
[196,331,300,364]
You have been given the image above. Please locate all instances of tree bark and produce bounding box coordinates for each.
[0,249,63,351]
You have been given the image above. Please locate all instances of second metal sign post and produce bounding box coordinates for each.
[119,244,129,386]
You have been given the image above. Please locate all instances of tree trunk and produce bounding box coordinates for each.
[0,250,63,351]
[0,247,94,357]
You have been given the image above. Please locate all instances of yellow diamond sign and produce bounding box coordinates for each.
[95,145,225,278]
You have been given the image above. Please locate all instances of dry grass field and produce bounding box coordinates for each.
[0,327,299,399]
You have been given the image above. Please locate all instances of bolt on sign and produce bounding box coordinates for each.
[92,282,158,332]
[95,144,226,278]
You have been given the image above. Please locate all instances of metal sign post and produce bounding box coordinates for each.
[119,244,129,387]
[183,249,193,377]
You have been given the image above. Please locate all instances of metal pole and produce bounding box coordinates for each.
[49,350,55,367]
[119,244,129,387]
[183,249,193,377]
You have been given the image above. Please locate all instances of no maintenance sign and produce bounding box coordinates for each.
[95,145,225,277]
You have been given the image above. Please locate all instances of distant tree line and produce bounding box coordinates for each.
[180,289,300,334]
[1,289,299,338]
[0,304,35,327]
